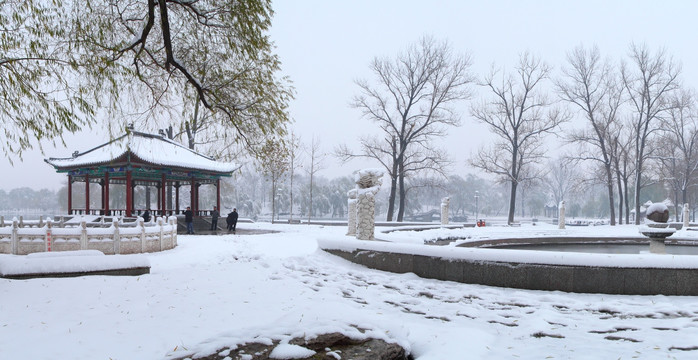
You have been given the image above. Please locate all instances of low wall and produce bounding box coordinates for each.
[0,216,178,255]
[319,237,698,296]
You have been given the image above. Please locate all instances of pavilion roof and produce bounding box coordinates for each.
[45,131,239,174]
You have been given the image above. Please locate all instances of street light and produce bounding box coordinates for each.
[475,190,480,223]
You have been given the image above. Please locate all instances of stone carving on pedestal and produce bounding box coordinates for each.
[640,202,675,254]
[355,168,383,240]
[441,197,450,225]
[347,189,357,236]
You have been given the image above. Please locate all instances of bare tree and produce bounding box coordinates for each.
[654,89,698,220]
[287,132,302,222]
[257,138,290,223]
[557,45,625,225]
[543,158,579,206]
[621,44,681,224]
[338,35,473,221]
[305,136,326,224]
[609,126,635,224]
[470,52,569,224]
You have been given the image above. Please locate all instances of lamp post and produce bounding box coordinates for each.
[475,190,480,222]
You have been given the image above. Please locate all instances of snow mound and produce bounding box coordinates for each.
[269,343,316,359]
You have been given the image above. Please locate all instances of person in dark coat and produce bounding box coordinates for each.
[184,206,194,234]
[142,209,151,223]
[210,206,220,231]
[227,208,238,233]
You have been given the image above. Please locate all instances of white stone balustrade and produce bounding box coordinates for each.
[0,216,178,255]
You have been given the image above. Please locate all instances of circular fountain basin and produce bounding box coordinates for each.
[319,235,698,296]
[494,242,698,255]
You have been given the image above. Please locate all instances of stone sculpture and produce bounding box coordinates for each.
[354,168,383,240]
[558,201,565,230]
[441,197,450,225]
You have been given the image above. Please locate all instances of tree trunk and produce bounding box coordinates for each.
[508,180,517,224]
[308,172,313,224]
[674,189,680,222]
[682,188,688,223]
[624,177,630,224]
[386,174,397,221]
[634,163,642,224]
[605,163,616,225]
[615,170,623,225]
[271,179,276,223]
[397,162,406,222]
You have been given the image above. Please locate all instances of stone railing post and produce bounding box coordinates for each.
[441,197,450,225]
[45,218,53,252]
[347,189,357,236]
[38,217,44,228]
[171,216,178,246]
[158,217,164,251]
[355,169,383,241]
[558,201,566,230]
[684,203,690,228]
[139,217,146,253]
[112,218,120,252]
[19,216,23,228]
[11,217,18,255]
[80,217,88,250]
[1,215,5,227]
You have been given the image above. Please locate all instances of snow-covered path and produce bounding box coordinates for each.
[1,223,697,359]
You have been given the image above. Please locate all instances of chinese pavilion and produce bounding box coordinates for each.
[45,129,238,217]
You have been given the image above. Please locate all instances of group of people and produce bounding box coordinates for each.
[183,206,238,234]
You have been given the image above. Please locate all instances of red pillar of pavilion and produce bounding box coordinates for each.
[161,173,166,216]
[216,178,221,212]
[175,182,180,214]
[126,170,133,217]
[85,173,90,214]
[190,178,195,214]
[104,172,110,215]
[68,175,73,215]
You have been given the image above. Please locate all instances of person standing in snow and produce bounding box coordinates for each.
[184,206,194,234]
[210,206,220,231]
[227,208,238,233]
[142,209,151,223]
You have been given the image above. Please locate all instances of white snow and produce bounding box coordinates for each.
[0,250,149,276]
[269,343,316,359]
[1,222,698,359]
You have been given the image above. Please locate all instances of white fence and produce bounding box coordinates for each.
[0,216,178,255]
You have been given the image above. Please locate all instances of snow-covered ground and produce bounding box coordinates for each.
[2,223,698,359]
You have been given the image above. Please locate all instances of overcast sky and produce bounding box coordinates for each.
[3,0,698,191]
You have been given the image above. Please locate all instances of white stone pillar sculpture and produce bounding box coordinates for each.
[355,169,383,240]
[684,203,690,229]
[347,189,358,236]
[441,197,450,225]
[558,201,566,229]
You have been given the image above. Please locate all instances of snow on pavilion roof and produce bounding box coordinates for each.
[45,131,239,174]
